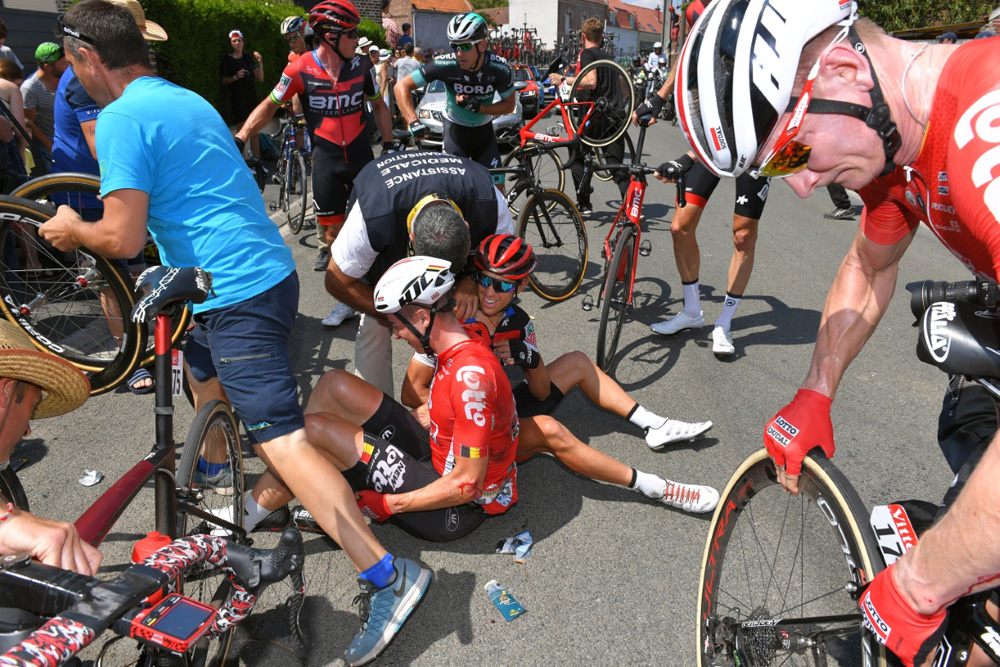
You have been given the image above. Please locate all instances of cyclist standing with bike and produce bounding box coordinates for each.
[239,0,394,329]
[394,12,515,184]
[677,1,1000,664]
[549,18,629,215]
[39,3,430,663]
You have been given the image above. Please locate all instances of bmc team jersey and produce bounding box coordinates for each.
[428,339,519,514]
[335,150,512,283]
[270,50,380,150]
[463,304,537,355]
[96,77,294,313]
[409,52,515,127]
[859,39,1000,281]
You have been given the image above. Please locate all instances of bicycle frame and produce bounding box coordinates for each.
[520,96,594,146]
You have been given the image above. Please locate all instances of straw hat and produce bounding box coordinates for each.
[0,321,89,419]
[357,36,373,54]
[105,0,168,42]
[379,48,391,63]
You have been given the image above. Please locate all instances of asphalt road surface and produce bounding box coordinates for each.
[16,117,971,666]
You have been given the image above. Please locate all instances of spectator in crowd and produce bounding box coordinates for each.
[976,30,996,38]
[373,47,391,119]
[0,19,23,74]
[220,29,263,159]
[413,46,424,63]
[20,42,67,176]
[382,0,401,48]
[356,35,373,56]
[398,22,414,49]
[394,43,420,99]
[670,7,680,53]
[0,60,27,193]
[938,31,957,44]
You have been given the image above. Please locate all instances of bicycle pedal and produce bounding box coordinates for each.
[639,240,652,257]
[581,294,594,312]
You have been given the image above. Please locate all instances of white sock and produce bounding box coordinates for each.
[682,281,701,317]
[630,469,667,499]
[715,293,741,331]
[242,494,272,532]
[628,404,666,431]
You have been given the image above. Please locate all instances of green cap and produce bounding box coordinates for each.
[35,42,64,64]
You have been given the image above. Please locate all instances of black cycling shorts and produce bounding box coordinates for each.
[442,119,503,184]
[311,136,374,221]
[513,381,565,418]
[344,393,487,542]
[684,162,771,220]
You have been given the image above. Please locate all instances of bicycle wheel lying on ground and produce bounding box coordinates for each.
[596,224,633,372]
[518,189,587,301]
[569,59,635,148]
[502,146,565,216]
[697,449,889,667]
[0,196,143,395]
[282,151,309,235]
[10,173,191,370]
[176,399,246,667]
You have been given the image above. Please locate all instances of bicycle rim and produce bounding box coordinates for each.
[569,59,636,148]
[697,450,888,667]
[176,400,245,667]
[594,131,636,182]
[518,189,587,301]
[596,225,633,372]
[0,197,144,394]
[285,153,308,235]
[502,148,565,216]
[0,467,28,511]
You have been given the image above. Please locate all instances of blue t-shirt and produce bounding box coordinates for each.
[96,76,294,313]
[52,67,102,210]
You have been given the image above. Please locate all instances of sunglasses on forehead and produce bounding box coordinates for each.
[57,15,97,46]
[475,273,519,293]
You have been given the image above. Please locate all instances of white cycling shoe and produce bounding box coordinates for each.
[659,480,720,514]
[651,310,704,335]
[712,326,735,356]
[645,418,713,450]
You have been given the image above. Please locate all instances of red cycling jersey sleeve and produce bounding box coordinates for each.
[428,339,519,514]
[859,39,1000,280]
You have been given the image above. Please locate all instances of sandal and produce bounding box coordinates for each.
[127,367,155,395]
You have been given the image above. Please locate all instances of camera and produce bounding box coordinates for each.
[906,278,1000,319]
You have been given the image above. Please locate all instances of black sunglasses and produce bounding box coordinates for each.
[57,15,98,46]
[475,273,519,293]
[340,28,359,39]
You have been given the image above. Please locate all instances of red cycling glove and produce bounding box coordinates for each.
[764,389,835,476]
[356,490,393,522]
[860,563,947,667]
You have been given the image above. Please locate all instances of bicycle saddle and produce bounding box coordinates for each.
[917,300,1000,380]
[131,266,213,323]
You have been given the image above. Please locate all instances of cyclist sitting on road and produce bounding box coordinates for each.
[0,321,96,575]
[549,18,629,215]
[325,149,514,397]
[677,1,1000,665]
[239,0,393,329]
[401,235,719,514]
[39,3,428,663]
[394,12,515,186]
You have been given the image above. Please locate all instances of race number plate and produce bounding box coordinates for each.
[870,504,918,566]
[171,349,184,398]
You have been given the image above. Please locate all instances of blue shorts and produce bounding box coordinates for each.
[185,271,303,444]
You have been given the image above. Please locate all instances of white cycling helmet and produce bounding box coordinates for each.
[374,256,455,314]
[447,12,488,43]
[653,41,663,50]
[674,0,857,177]
[281,15,305,35]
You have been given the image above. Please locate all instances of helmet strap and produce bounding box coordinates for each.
[396,298,455,357]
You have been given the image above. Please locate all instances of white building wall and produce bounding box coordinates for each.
[606,25,638,57]
[509,0,558,48]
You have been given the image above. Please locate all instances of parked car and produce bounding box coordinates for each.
[415,79,525,149]
[511,64,540,119]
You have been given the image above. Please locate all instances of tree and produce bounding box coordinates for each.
[470,0,509,8]
[858,0,994,32]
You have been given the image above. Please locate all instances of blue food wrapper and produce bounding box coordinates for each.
[485,579,526,621]
[496,530,533,563]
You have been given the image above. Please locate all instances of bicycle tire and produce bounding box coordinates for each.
[0,467,28,511]
[596,224,634,372]
[568,59,636,148]
[518,189,587,301]
[697,449,889,667]
[285,152,309,235]
[175,399,245,667]
[502,147,565,216]
[10,173,191,369]
[594,131,636,182]
[0,196,143,395]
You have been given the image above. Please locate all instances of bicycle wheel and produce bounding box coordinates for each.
[176,399,245,667]
[596,224,634,372]
[569,59,636,148]
[518,189,587,301]
[502,147,565,216]
[697,449,889,667]
[0,196,143,395]
[594,131,636,182]
[284,152,309,235]
[0,467,28,511]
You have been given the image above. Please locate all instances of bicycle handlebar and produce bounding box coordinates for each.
[0,529,305,666]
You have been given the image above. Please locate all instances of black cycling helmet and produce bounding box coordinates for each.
[474,234,536,281]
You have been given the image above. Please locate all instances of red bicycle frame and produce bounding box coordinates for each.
[519,96,595,147]
[602,178,646,307]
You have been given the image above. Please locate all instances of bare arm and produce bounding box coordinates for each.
[386,454,487,514]
[253,52,264,82]
[394,76,419,125]
[235,97,281,144]
[80,119,97,160]
[371,94,392,146]
[401,357,433,409]
[477,92,516,116]
[325,261,378,316]
[38,189,149,258]
[0,510,103,576]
